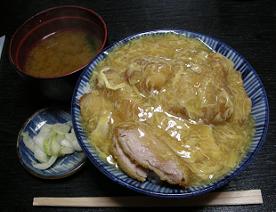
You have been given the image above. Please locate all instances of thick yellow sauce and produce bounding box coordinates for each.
[80,34,254,186]
[24,30,99,78]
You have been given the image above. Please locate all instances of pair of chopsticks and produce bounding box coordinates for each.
[33,189,263,207]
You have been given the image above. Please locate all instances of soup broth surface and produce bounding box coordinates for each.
[24,30,99,78]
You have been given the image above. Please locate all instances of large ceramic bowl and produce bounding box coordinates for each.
[71,30,269,198]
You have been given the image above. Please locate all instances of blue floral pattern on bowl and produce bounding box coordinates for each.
[71,30,269,198]
[17,108,86,179]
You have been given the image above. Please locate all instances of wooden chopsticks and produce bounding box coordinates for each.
[33,189,263,207]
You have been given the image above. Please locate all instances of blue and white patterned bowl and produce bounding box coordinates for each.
[71,30,269,198]
[17,108,86,179]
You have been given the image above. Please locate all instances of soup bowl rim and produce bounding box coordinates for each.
[9,5,108,79]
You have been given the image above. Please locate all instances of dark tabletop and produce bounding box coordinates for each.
[0,0,275,211]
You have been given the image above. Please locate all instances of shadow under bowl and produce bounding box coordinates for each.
[9,5,108,101]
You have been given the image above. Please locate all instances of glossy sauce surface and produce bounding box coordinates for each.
[80,34,254,186]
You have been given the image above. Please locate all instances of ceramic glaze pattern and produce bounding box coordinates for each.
[17,108,86,179]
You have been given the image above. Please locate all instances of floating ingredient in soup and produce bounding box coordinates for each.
[80,34,255,187]
[24,30,100,78]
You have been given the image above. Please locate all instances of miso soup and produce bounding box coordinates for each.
[24,30,100,78]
